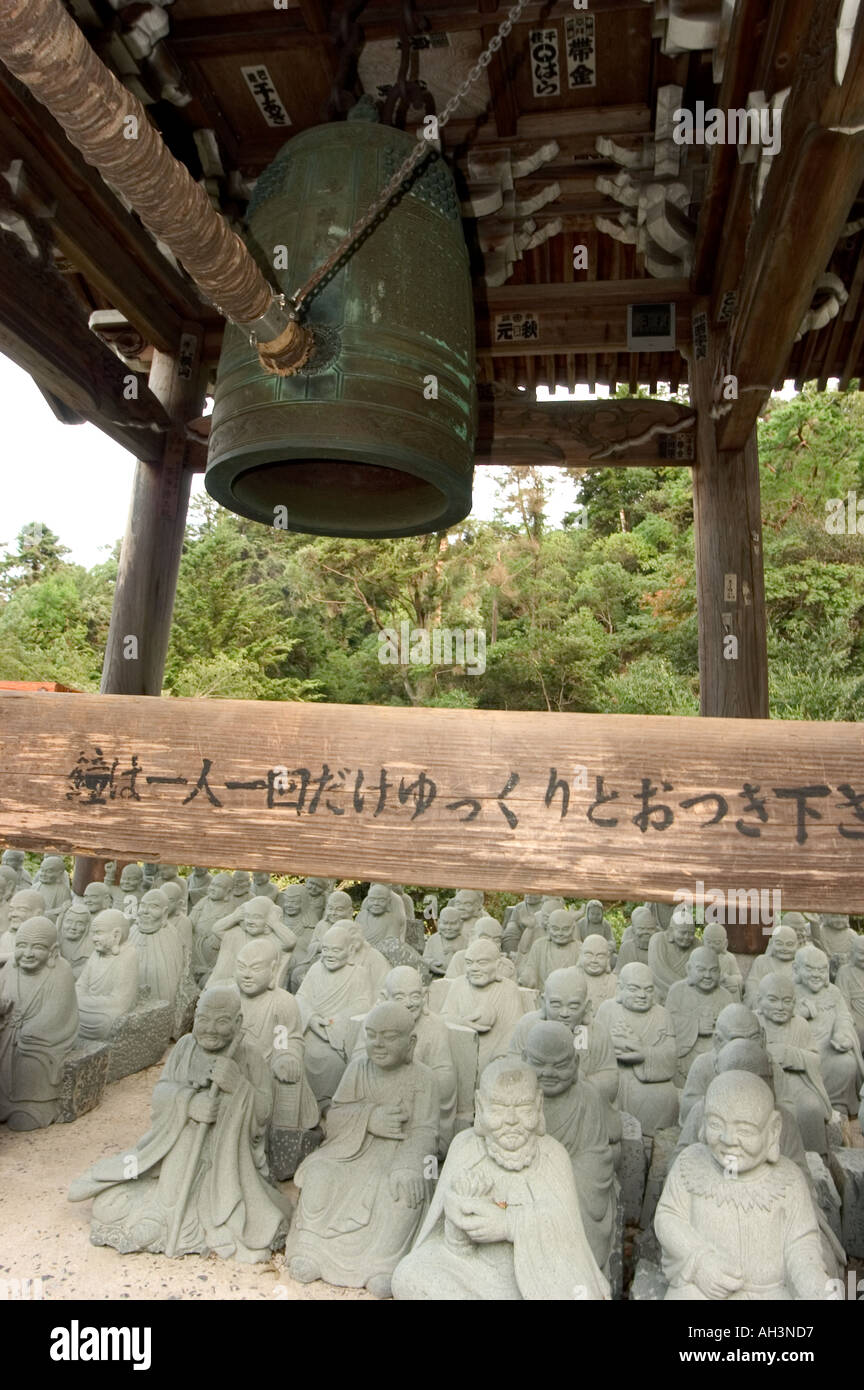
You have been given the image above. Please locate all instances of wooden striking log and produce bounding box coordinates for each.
[2,692,863,912]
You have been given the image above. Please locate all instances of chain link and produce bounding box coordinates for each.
[289,0,531,316]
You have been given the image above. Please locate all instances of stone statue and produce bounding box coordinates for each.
[130,889,185,1015]
[189,873,233,983]
[421,905,466,976]
[794,944,864,1115]
[356,882,407,948]
[836,934,864,1050]
[304,877,333,923]
[308,889,356,956]
[501,893,543,954]
[451,889,485,937]
[80,881,114,926]
[160,880,194,957]
[679,1003,765,1123]
[700,922,743,1001]
[69,984,292,1261]
[579,935,617,1014]
[655,1071,832,1300]
[595,964,679,1136]
[0,918,78,1129]
[34,856,72,924]
[153,864,188,908]
[782,912,822,953]
[517,909,582,989]
[615,906,659,971]
[76,910,139,1040]
[391,1059,610,1301]
[210,896,296,985]
[755,973,832,1153]
[345,920,390,997]
[285,1001,437,1297]
[666,946,735,1086]
[0,888,46,962]
[251,871,279,902]
[522,1020,617,1274]
[142,863,158,891]
[234,938,318,1132]
[647,907,696,1002]
[507,966,620,1116]
[575,899,615,946]
[230,870,253,906]
[1,848,32,887]
[295,923,377,1106]
[439,939,528,1072]
[744,923,798,1006]
[445,917,515,979]
[58,902,95,978]
[0,865,18,935]
[185,866,212,909]
[515,896,565,961]
[109,864,145,916]
[818,913,859,972]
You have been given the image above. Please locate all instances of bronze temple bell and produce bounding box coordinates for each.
[206,105,477,538]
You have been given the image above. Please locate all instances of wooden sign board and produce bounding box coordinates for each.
[1,692,863,911]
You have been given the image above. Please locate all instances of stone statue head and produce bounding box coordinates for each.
[91,909,130,956]
[464,938,504,989]
[715,1038,773,1089]
[583,899,604,926]
[669,906,696,949]
[61,904,91,942]
[767,923,798,962]
[14,917,59,973]
[194,984,242,1053]
[701,922,728,955]
[242,896,276,938]
[794,944,829,993]
[700,1071,781,1175]
[252,871,272,889]
[437,905,463,940]
[0,865,18,902]
[522,1020,579,1096]
[160,881,185,917]
[617,962,654,1012]
[382,966,425,1021]
[281,883,307,917]
[470,915,504,946]
[324,890,354,925]
[321,922,356,972]
[524,893,543,908]
[364,1001,416,1070]
[82,882,112,917]
[538,897,566,932]
[9,889,46,929]
[757,972,796,1025]
[712,1003,764,1052]
[542,967,589,1029]
[119,864,143,892]
[547,909,577,946]
[365,883,392,916]
[452,889,482,923]
[39,856,65,884]
[687,945,721,993]
[474,1060,545,1166]
[781,912,810,946]
[305,877,331,905]
[232,870,252,898]
[580,934,611,976]
[235,937,280,997]
[1,849,25,873]
[208,873,233,901]
[630,906,657,947]
[192,866,210,879]
[821,913,850,933]
[136,888,169,935]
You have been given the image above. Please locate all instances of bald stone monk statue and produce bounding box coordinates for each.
[230,870,253,906]
[295,923,377,1106]
[0,888,46,962]
[522,1020,617,1275]
[515,896,565,962]
[210,896,296,986]
[190,873,233,983]
[655,1072,832,1301]
[185,866,212,910]
[666,946,735,1086]
[794,944,864,1115]
[421,905,466,977]
[579,935,617,1015]
[34,856,72,924]
[445,917,516,980]
[836,934,864,1051]
[109,864,145,918]
[700,922,743,1001]
[615,906,659,972]
[451,889,485,938]
[575,899,615,946]
[69,984,292,1261]
[501,893,543,955]
[508,966,619,1115]
[518,910,583,990]
[1,849,31,888]
[160,881,194,956]
[392,1059,610,1301]
[76,910,139,1040]
[0,918,78,1130]
[285,1001,438,1297]
[130,889,185,1015]
[307,890,356,957]
[679,1003,765,1123]
[234,938,318,1133]
[744,923,798,1007]
[74,882,113,936]
[357,883,407,948]
[647,907,696,1002]
[440,939,527,1072]
[345,920,390,997]
[304,877,334,923]
[595,964,679,1136]
[58,902,94,979]
[756,972,832,1154]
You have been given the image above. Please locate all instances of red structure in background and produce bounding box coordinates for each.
[0,681,81,692]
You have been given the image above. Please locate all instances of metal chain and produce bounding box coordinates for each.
[289,0,532,317]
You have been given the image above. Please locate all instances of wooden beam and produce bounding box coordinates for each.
[477,303,693,356]
[480,279,692,312]
[2,692,863,910]
[476,398,696,468]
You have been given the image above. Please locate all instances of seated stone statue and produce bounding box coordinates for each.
[34,856,72,924]
[700,922,743,1001]
[1,848,31,888]
[647,907,696,1002]
[439,939,527,1072]
[392,1059,610,1301]
[295,923,377,1106]
[346,920,390,996]
[190,872,233,982]
[518,909,582,989]
[307,889,356,957]
[0,918,78,1130]
[58,902,94,978]
[595,964,679,1136]
[421,905,466,977]
[655,1071,831,1300]
[251,871,279,902]
[234,938,318,1132]
[666,947,735,1087]
[0,888,46,961]
[75,881,114,934]
[451,889,484,938]
[445,917,515,980]
[515,896,565,962]
[230,870,253,906]
[501,893,543,955]
[130,889,185,1015]
[836,934,864,1050]
[679,1003,765,1123]
[794,944,863,1115]
[579,935,617,1014]
[355,966,457,1152]
[304,877,333,924]
[0,865,18,936]
[76,910,139,1040]
[185,866,212,909]
[615,906,658,971]
[575,899,615,946]
[508,966,619,1113]
[356,882,406,948]
[69,984,292,1261]
[522,1020,617,1274]
[153,864,188,909]
[210,896,296,985]
[755,972,832,1153]
[285,1001,437,1297]
[818,913,858,972]
[109,863,145,917]
[744,923,798,1007]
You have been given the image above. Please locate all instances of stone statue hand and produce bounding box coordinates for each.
[458,1197,509,1245]
[188,1090,220,1123]
[693,1253,743,1300]
[272,1052,302,1084]
[829,1033,852,1052]
[369,1102,408,1139]
[389,1169,425,1207]
[210,1056,243,1094]
[308,1014,330,1041]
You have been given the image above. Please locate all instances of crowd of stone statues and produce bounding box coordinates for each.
[1,847,863,1301]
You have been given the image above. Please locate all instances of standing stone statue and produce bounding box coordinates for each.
[356,883,406,947]
[34,856,72,924]
[700,922,743,1001]
[575,899,615,946]
[76,910,139,1040]
[517,909,582,989]
[421,905,466,976]
[0,888,46,961]
[392,1059,610,1301]
[615,906,659,971]
[744,923,798,1006]
[445,917,515,979]
[210,896,296,985]
[579,935,617,1014]
[794,944,864,1115]
[515,896,565,962]
[234,938,318,1133]
[818,913,858,972]
[647,907,696,1002]
[58,902,95,978]
[836,934,864,1050]
[507,966,620,1117]
[0,919,78,1130]
[185,866,213,909]
[295,923,377,1106]
[285,1002,437,1297]
[1,849,32,887]
[655,1072,832,1300]
[251,871,279,902]
[755,973,832,1153]
[439,939,527,1072]
[679,1003,765,1123]
[0,865,18,935]
[521,1020,617,1274]
[595,964,679,1136]
[69,984,292,1261]
[130,889,185,1014]
[666,947,734,1087]
[501,893,543,955]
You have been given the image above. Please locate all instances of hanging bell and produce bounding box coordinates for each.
[206,102,477,538]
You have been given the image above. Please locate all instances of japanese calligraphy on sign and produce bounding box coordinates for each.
[565,14,596,89]
[240,65,291,129]
[494,312,540,344]
[529,28,561,99]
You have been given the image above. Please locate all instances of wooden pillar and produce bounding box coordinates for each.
[73,327,203,894]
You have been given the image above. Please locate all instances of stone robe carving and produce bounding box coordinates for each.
[76,912,139,1040]
[0,920,78,1129]
[238,978,318,1131]
[130,892,185,1011]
